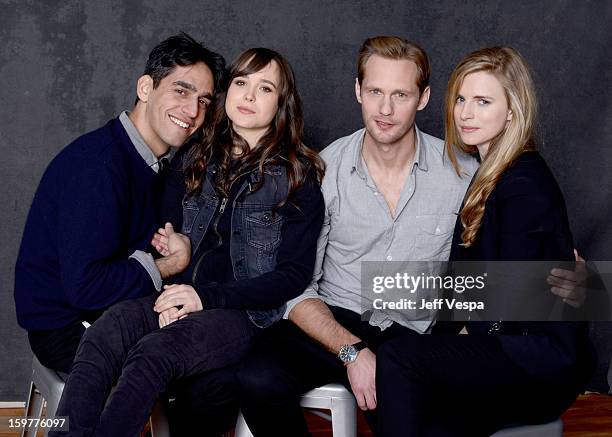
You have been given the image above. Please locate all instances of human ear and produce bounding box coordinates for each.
[417,86,431,111]
[136,75,154,103]
[355,78,362,104]
[507,109,513,121]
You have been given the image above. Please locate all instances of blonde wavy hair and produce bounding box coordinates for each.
[445,47,538,247]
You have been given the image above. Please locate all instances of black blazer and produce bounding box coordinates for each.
[450,151,593,385]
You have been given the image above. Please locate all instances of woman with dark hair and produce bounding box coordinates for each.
[51,48,324,437]
[375,47,594,436]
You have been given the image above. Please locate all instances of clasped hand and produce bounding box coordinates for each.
[151,223,201,327]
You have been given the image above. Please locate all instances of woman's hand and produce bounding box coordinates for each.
[158,306,180,328]
[153,223,191,279]
[154,283,203,318]
[152,223,178,256]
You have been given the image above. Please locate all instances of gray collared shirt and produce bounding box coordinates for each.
[284,126,479,332]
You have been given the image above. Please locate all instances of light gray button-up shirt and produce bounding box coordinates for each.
[284,126,479,332]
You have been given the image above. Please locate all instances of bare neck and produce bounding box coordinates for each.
[361,128,417,174]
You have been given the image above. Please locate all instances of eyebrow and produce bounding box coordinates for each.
[173,80,213,99]
[366,85,413,94]
[471,94,495,100]
[260,79,278,89]
[236,75,278,89]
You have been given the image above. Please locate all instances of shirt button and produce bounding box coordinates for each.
[386,255,393,261]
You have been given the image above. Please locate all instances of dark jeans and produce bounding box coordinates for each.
[49,294,256,437]
[236,305,418,437]
[168,366,241,437]
[376,334,583,437]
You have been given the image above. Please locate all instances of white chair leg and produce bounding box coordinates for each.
[234,410,255,437]
[330,395,357,437]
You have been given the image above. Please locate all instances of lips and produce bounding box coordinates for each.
[169,115,190,130]
[375,119,395,130]
[460,126,479,133]
[237,106,255,115]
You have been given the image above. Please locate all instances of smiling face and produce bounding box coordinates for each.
[225,60,281,148]
[453,71,512,157]
[133,62,214,156]
[356,55,430,148]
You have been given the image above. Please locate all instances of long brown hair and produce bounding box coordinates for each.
[444,47,538,247]
[185,48,324,206]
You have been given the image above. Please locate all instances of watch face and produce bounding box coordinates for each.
[339,345,358,363]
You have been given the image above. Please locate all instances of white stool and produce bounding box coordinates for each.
[235,383,357,437]
[22,355,171,437]
[491,418,563,437]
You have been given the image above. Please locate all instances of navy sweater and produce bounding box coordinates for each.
[15,118,162,330]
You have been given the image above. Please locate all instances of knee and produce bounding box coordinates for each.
[236,359,295,403]
[128,330,178,365]
[377,336,422,379]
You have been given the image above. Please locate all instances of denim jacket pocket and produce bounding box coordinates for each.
[245,211,283,250]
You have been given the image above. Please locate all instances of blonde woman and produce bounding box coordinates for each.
[376,47,594,436]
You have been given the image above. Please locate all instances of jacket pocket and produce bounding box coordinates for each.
[245,211,283,250]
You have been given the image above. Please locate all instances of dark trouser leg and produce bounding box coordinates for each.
[94,308,255,437]
[28,321,87,374]
[169,366,241,437]
[237,306,418,437]
[376,334,580,437]
[49,294,160,437]
[237,320,345,437]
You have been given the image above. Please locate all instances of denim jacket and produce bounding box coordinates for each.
[181,164,288,328]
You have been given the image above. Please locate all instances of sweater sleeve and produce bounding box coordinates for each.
[195,173,325,310]
[57,162,154,311]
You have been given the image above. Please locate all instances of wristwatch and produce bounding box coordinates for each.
[338,341,368,365]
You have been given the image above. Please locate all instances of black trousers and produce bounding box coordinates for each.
[236,305,418,436]
[376,334,583,437]
[48,294,255,437]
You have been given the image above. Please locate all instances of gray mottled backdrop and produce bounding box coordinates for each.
[1,0,610,400]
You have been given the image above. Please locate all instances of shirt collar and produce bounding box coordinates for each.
[351,124,429,177]
[119,111,174,173]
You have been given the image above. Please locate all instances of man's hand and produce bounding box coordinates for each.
[154,283,203,318]
[158,306,180,328]
[548,249,587,308]
[154,223,191,279]
[346,348,377,411]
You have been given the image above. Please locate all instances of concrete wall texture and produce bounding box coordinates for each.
[0,0,610,400]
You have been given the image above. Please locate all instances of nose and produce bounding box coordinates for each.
[460,102,473,120]
[244,86,255,102]
[379,95,392,116]
[183,97,199,119]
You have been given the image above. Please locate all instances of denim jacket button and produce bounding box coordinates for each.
[198,224,204,230]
